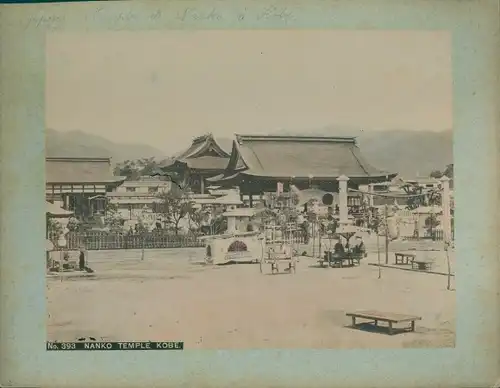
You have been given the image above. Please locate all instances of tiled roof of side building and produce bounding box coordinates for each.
[46,157,125,184]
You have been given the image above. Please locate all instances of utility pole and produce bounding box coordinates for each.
[384,204,389,264]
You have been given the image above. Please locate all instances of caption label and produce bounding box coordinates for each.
[46,341,184,351]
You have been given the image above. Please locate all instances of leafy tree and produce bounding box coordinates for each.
[66,216,80,232]
[138,157,160,176]
[188,208,205,233]
[104,203,126,232]
[47,218,63,243]
[443,163,453,178]
[113,157,165,180]
[430,170,443,179]
[157,185,195,235]
[401,183,425,210]
[427,190,442,206]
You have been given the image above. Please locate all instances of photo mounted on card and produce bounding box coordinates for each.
[1,1,498,387]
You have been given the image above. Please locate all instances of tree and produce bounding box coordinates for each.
[430,170,443,179]
[47,218,63,243]
[66,216,80,232]
[138,157,160,176]
[157,186,195,235]
[104,203,126,232]
[401,183,425,210]
[188,208,205,233]
[443,163,454,178]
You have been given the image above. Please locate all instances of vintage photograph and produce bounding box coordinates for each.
[45,30,454,349]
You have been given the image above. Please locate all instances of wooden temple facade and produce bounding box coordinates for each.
[207,135,397,205]
[46,156,126,219]
[159,133,231,194]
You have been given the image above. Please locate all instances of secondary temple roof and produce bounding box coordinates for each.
[161,133,231,172]
[46,157,125,184]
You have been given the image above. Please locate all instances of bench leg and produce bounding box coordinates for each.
[351,316,356,327]
[388,322,393,335]
[411,320,415,332]
[374,320,378,327]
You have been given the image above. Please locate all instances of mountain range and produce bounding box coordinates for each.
[46,127,452,177]
[46,128,167,162]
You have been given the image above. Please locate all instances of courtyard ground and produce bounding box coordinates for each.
[47,244,455,349]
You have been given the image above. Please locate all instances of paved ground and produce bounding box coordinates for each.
[47,245,455,349]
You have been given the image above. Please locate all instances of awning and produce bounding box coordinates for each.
[46,201,73,216]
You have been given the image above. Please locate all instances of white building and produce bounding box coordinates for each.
[106,176,171,225]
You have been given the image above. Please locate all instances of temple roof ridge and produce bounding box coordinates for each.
[235,134,357,144]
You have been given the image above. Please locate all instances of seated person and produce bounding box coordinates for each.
[333,240,345,254]
[352,236,366,254]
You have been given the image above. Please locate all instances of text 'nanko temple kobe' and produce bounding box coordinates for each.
[159,133,397,200]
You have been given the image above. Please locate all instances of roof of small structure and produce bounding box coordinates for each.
[223,208,257,217]
[216,191,243,205]
[46,157,125,185]
[412,205,443,214]
[211,135,396,181]
[46,201,73,216]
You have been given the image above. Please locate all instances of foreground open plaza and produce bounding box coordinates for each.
[47,242,455,349]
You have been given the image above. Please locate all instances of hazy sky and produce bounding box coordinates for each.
[46,30,452,154]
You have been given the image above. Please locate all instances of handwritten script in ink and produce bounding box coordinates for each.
[26,14,63,29]
[177,7,223,21]
[25,5,296,30]
[257,6,294,22]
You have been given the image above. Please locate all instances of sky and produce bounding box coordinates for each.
[46,30,452,154]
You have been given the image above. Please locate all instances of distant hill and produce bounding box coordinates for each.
[46,127,453,177]
[46,129,167,163]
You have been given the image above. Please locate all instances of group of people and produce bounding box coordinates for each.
[333,236,366,256]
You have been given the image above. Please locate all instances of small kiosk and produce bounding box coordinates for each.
[202,208,264,265]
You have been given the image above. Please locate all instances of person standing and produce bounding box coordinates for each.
[78,246,86,271]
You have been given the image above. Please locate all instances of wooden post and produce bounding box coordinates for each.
[336,175,350,226]
[318,232,322,259]
[440,176,452,243]
[312,221,316,258]
[200,177,205,194]
[377,233,381,279]
[384,204,389,264]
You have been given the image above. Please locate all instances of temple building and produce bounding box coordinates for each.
[159,133,231,194]
[208,135,397,205]
[46,156,125,219]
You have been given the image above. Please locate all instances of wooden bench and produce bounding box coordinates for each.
[394,252,416,265]
[346,310,422,335]
[318,251,360,268]
[262,251,296,274]
[412,260,433,271]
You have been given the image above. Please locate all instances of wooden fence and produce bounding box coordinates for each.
[49,231,206,250]
[48,228,309,251]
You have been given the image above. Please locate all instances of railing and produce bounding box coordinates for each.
[403,229,454,242]
[48,231,205,251]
